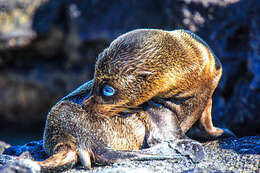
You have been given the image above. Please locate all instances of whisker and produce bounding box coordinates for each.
[95,103,144,116]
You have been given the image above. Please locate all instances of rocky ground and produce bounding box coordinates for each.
[0,136,259,172]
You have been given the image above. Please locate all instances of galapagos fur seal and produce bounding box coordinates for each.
[84,29,232,139]
[38,80,189,171]
[38,29,234,171]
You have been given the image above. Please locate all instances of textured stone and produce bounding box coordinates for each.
[203,0,260,136]
[0,0,46,49]
[0,159,41,173]
[0,141,10,155]
[1,137,259,172]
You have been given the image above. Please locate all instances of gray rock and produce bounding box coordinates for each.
[0,158,40,173]
[0,154,15,167]
[1,137,259,172]
[0,0,45,49]
[0,141,10,155]
[3,140,48,161]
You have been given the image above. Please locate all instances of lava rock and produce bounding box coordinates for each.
[1,137,259,172]
[3,140,48,161]
[0,158,41,173]
[0,141,10,155]
[0,0,46,50]
[202,0,260,136]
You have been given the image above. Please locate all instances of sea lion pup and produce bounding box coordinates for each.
[82,29,234,149]
[38,80,183,171]
[38,29,232,170]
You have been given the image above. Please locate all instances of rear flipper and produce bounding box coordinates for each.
[0,146,77,172]
[190,98,235,141]
[187,125,235,141]
[144,100,205,163]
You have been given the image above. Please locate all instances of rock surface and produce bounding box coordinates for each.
[1,136,259,172]
[0,0,260,142]
[0,0,46,49]
[0,141,10,155]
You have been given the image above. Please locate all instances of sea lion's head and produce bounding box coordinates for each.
[83,29,172,116]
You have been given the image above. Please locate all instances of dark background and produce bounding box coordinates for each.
[0,0,259,145]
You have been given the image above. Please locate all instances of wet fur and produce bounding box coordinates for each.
[40,29,234,170]
[84,29,226,137]
[41,81,176,171]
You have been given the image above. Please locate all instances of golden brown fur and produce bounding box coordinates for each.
[87,29,220,112]
[43,100,146,155]
[84,29,224,136]
[40,80,154,170]
[40,29,233,171]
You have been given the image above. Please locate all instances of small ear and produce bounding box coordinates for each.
[136,70,153,80]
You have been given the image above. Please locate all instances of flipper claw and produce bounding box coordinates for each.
[78,149,92,169]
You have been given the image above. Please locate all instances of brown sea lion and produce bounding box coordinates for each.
[38,29,233,171]
[38,80,189,171]
[83,29,233,140]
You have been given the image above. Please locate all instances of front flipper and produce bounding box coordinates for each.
[92,147,184,166]
[144,100,205,162]
[37,145,78,172]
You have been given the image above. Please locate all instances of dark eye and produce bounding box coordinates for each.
[102,85,115,97]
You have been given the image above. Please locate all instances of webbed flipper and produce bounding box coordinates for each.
[144,100,206,162]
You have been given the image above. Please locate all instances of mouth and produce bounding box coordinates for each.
[142,97,182,117]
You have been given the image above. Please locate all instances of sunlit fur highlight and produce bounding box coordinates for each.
[84,29,221,117]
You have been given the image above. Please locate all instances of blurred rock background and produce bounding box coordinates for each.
[0,0,259,145]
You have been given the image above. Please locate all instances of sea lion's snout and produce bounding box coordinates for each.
[83,97,122,117]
